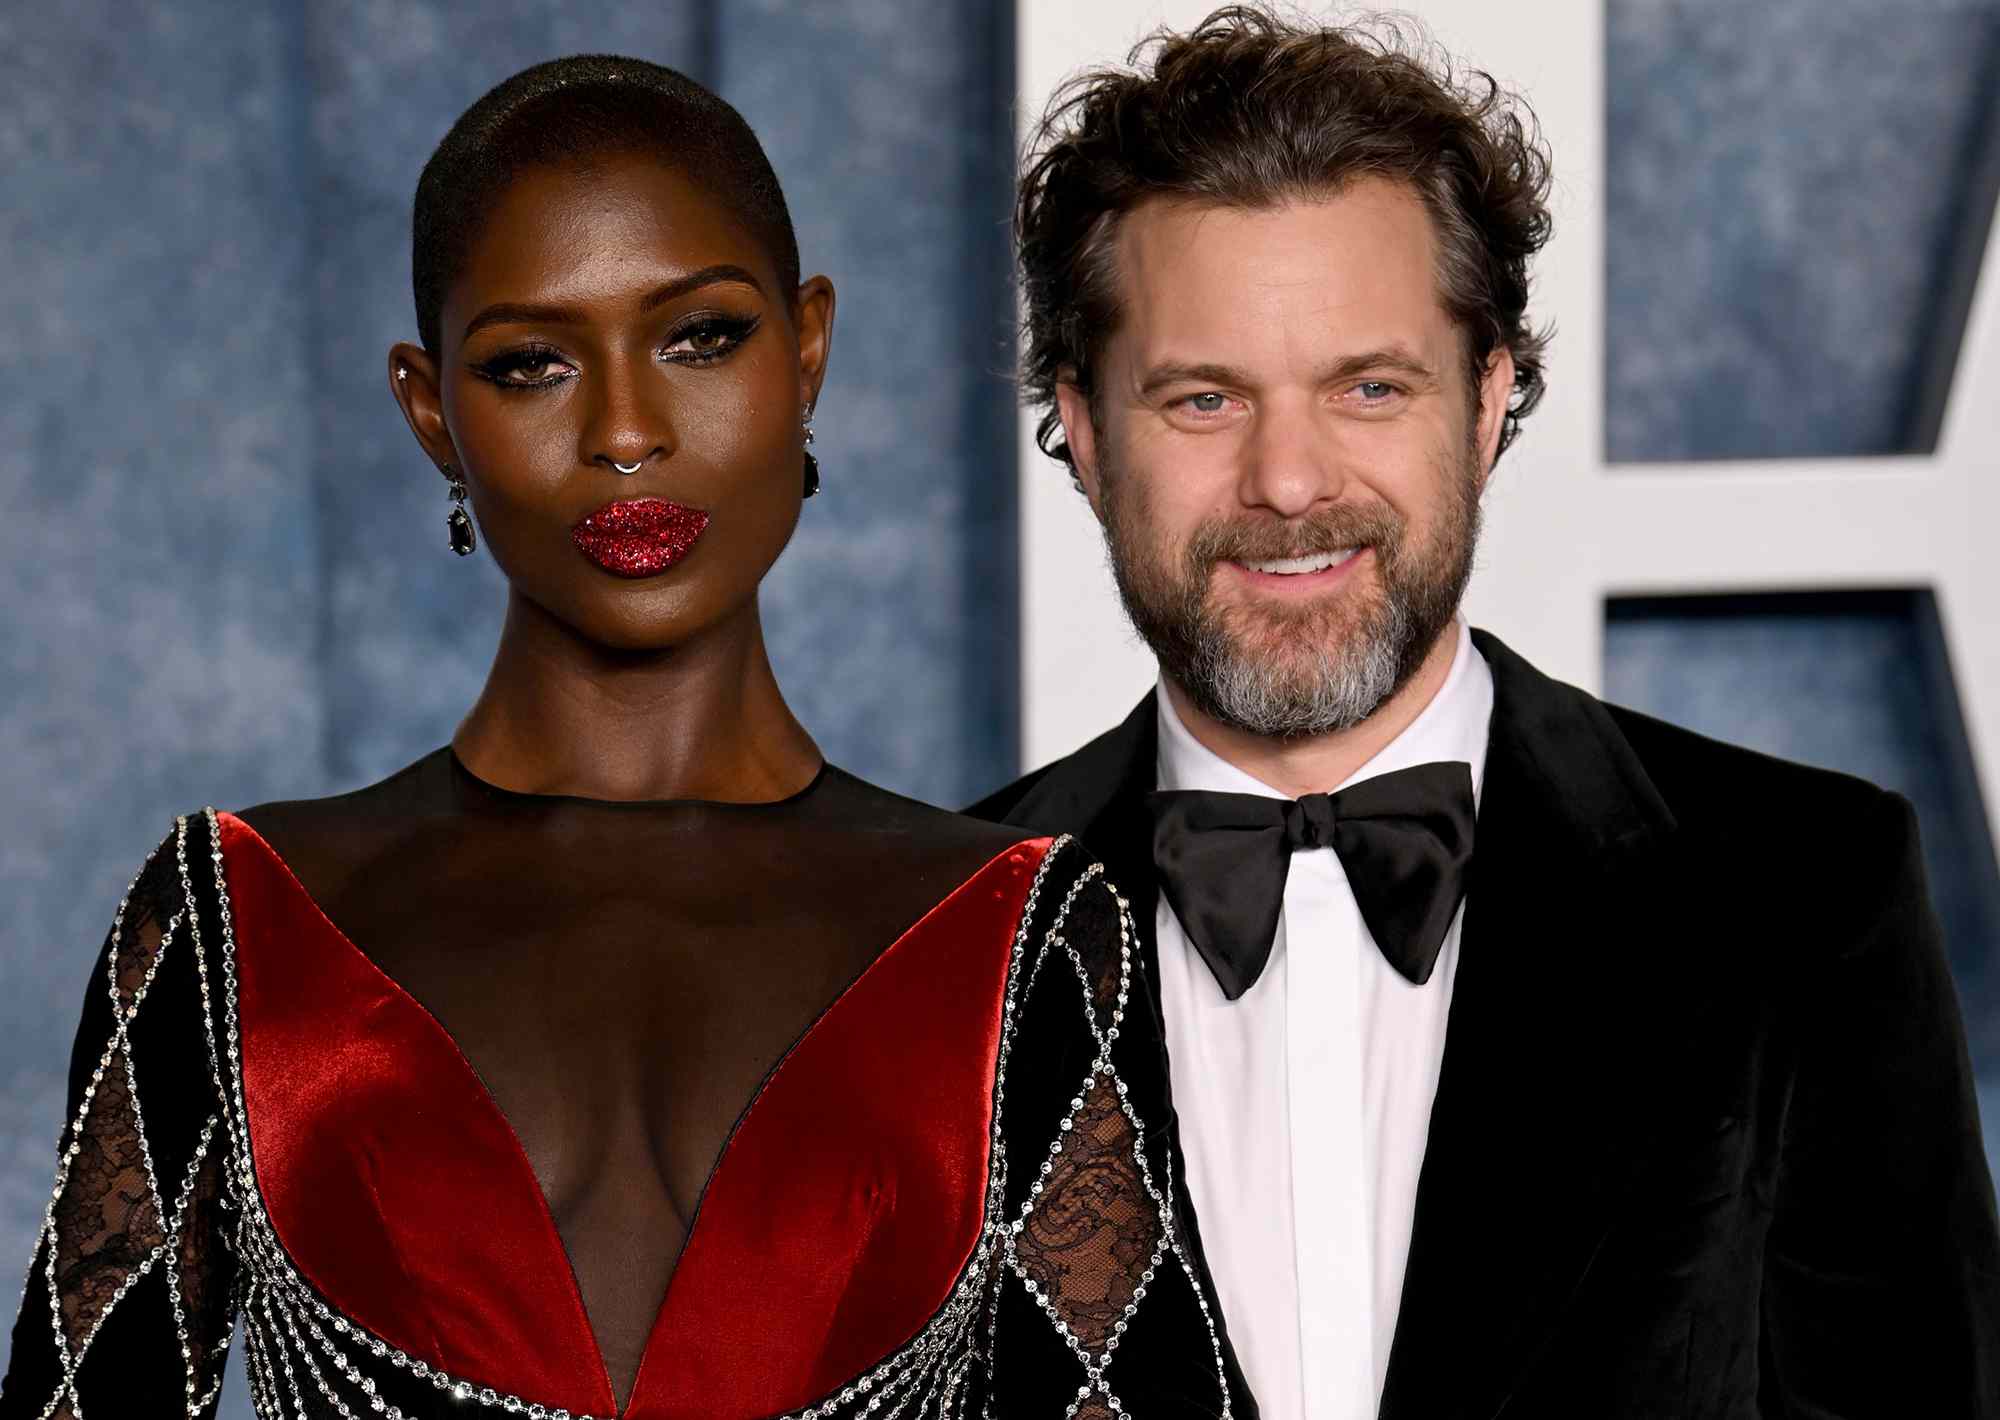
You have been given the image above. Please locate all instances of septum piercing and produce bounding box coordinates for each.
[611,460,643,475]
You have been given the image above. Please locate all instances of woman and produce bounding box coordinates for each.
[1,57,1240,1420]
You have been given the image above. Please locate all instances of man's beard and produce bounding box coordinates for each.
[1098,447,1481,741]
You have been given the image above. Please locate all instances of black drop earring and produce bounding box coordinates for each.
[444,467,476,556]
[802,408,821,499]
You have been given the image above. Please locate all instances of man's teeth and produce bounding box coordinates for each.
[1241,548,1358,576]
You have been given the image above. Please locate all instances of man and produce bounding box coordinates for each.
[974,8,2000,1417]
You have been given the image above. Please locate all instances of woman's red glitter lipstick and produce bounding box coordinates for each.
[571,498,709,578]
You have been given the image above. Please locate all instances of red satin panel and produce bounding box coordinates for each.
[224,808,1051,1419]
[628,839,1052,1420]
[222,813,616,1417]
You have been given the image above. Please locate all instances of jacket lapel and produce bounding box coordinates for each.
[1378,631,1683,1419]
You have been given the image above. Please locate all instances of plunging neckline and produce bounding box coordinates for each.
[218,810,1038,1418]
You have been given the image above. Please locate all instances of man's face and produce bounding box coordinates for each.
[1055,179,1513,738]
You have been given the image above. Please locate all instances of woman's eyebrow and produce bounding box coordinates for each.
[637,264,766,312]
[462,264,767,340]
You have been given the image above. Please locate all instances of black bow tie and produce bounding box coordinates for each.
[1147,762,1476,1000]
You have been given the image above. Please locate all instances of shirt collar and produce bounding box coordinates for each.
[1155,618,1494,806]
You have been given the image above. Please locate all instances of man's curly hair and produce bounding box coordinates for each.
[1017,6,1554,471]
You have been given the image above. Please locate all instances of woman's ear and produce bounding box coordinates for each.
[793,275,837,414]
[388,342,459,479]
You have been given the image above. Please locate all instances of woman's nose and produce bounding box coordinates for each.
[582,359,676,473]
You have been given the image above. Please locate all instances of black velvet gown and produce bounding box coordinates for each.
[1,749,1248,1419]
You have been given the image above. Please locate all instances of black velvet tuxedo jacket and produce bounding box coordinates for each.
[970,629,2000,1419]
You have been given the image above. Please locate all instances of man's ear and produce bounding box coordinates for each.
[1054,377,1105,519]
[1473,346,1517,489]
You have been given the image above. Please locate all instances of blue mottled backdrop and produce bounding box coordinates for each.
[0,2,1014,1406]
[1606,0,2000,459]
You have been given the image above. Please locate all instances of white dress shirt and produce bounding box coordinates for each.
[1154,619,1493,1419]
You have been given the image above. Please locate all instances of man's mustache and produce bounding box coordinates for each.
[1185,504,1403,566]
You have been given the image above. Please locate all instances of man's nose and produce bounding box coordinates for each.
[1236,396,1346,517]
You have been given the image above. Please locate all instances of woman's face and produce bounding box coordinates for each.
[392,154,833,652]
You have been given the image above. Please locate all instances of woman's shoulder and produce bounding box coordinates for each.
[224,748,454,912]
[817,766,1032,841]
[232,747,448,837]
[814,767,1095,884]
[817,772,1127,952]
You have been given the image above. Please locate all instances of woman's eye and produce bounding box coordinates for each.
[663,315,759,363]
[472,349,573,388]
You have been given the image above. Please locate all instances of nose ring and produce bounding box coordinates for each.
[611,460,642,475]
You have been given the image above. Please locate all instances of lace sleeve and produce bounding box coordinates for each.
[983,840,1239,1420]
[1,821,239,1419]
